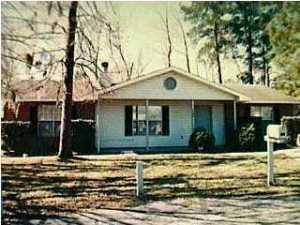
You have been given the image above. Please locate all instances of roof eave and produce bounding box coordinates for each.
[241,101,300,105]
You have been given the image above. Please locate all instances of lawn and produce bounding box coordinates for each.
[2,150,300,224]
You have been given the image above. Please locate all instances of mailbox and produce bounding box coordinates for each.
[267,124,286,139]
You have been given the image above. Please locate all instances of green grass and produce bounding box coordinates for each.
[2,151,300,223]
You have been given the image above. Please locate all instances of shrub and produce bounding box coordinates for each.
[2,119,96,156]
[238,123,256,150]
[189,127,215,151]
[72,119,95,154]
[1,121,36,155]
[281,116,300,146]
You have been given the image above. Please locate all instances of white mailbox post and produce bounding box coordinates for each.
[264,124,289,187]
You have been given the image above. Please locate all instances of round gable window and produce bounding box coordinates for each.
[164,77,177,90]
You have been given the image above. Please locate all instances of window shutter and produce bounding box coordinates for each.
[125,105,133,136]
[162,106,169,135]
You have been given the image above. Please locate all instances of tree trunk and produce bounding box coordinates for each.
[266,66,270,87]
[261,45,267,86]
[178,19,191,73]
[58,1,78,159]
[165,10,172,67]
[246,7,254,84]
[214,22,222,84]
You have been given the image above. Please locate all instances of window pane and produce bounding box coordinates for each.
[261,107,272,120]
[38,122,53,137]
[38,105,61,121]
[133,120,138,135]
[132,120,146,135]
[149,121,162,135]
[54,121,61,136]
[132,106,137,120]
[138,106,146,120]
[54,107,61,121]
[250,106,261,117]
[148,106,162,120]
[137,121,146,135]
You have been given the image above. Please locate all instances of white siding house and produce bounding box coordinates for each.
[95,67,243,151]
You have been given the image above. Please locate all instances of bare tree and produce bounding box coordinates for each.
[2,2,151,158]
[1,2,121,159]
[177,18,191,73]
[58,1,78,159]
[159,8,173,67]
[106,15,149,80]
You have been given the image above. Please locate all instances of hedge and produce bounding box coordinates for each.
[281,116,300,146]
[1,121,36,155]
[1,120,96,156]
[72,119,95,154]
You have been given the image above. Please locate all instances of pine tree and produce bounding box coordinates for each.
[268,2,300,98]
[181,2,230,84]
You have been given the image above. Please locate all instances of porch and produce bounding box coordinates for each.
[95,99,237,152]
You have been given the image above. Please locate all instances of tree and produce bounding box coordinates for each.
[177,17,191,73]
[58,1,78,159]
[228,2,259,84]
[228,2,280,85]
[253,3,281,86]
[181,2,230,84]
[158,8,173,67]
[2,2,123,159]
[268,2,300,98]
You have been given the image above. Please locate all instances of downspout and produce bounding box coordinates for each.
[95,96,101,153]
[145,99,149,150]
[191,99,195,132]
[233,100,237,130]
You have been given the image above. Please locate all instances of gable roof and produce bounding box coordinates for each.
[99,67,249,100]
[5,67,299,105]
[226,84,300,104]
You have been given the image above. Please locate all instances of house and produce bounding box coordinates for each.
[2,67,299,153]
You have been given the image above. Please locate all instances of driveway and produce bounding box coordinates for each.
[29,196,300,225]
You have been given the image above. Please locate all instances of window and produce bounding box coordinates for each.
[132,106,146,135]
[132,106,162,135]
[148,106,163,135]
[38,105,61,137]
[125,105,169,136]
[164,77,177,90]
[250,106,273,121]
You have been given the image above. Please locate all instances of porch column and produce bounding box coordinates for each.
[95,98,101,153]
[233,100,237,130]
[191,99,195,132]
[145,99,149,150]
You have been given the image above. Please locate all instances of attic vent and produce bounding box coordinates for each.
[164,77,177,90]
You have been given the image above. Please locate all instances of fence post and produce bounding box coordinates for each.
[136,161,144,199]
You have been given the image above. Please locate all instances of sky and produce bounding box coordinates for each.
[111,1,243,83]
[2,1,245,83]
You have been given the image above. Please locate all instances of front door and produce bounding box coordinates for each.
[194,105,212,132]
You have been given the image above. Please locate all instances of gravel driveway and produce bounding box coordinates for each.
[29,196,300,225]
